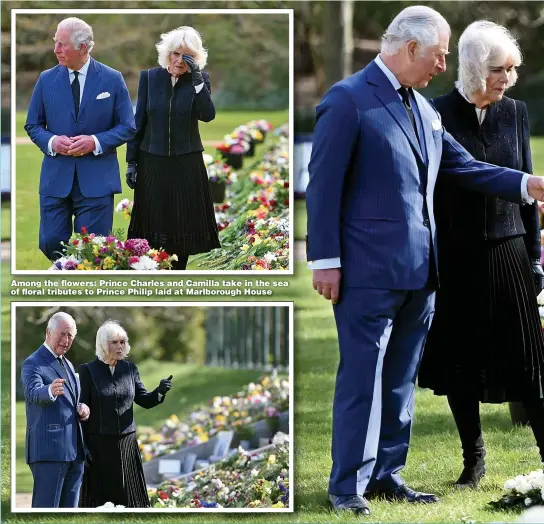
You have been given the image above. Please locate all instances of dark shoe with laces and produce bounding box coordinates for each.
[328,494,371,515]
[368,485,439,503]
[454,461,486,489]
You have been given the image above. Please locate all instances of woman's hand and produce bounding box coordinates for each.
[157,375,173,395]
[182,55,204,87]
[126,162,137,190]
[77,402,90,421]
[532,259,544,293]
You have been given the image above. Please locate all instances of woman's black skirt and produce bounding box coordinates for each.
[418,235,544,402]
[79,432,150,508]
[128,151,220,258]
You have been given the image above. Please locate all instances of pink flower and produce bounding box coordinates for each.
[129,256,140,265]
[124,238,150,256]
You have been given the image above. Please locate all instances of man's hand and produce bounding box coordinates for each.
[527,175,544,201]
[77,402,90,421]
[312,268,342,304]
[52,135,74,156]
[51,378,65,396]
[67,135,95,156]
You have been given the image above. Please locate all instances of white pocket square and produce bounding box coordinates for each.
[431,119,442,130]
[96,92,110,100]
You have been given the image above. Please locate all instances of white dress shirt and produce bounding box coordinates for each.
[171,74,204,93]
[47,59,102,156]
[309,55,533,270]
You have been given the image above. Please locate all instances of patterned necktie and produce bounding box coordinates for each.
[71,71,80,118]
[398,87,420,145]
[57,357,73,391]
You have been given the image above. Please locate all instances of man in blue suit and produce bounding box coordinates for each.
[21,312,90,508]
[306,5,544,516]
[25,17,136,262]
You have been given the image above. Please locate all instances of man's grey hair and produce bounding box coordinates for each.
[455,21,522,96]
[47,312,77,335]
[95,319,131,361]
[381,5,450,55]
[156,26,207,70]
[57,17,94,53]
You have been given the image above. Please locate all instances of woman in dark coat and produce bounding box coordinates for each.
[419,21,544,488]
[78,320,172,507]
[125,26,220,270]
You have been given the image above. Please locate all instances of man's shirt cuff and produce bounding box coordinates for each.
[47,136,57,156]
[308,257,341,270]
[48,384,57,401]
[92,135,102,156]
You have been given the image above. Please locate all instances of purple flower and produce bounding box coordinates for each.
[105,235,116,243]
[124,238,150,256]
[63,260,79,270]
[99,247,108,254]
[94,257,101,264]
[54,261,63,269]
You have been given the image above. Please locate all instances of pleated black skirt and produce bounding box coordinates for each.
[79,432,150,508]
[418,235,544,402]
[128,151,220,258]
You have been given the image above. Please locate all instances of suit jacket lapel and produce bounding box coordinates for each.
[367,63,424,165]
[78,58,102,117]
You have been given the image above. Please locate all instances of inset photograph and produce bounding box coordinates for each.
[12,9,292,273]
[11,302,292,512]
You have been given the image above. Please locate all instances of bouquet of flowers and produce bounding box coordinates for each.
[148,434,289,509]
[50,227,178,270]
[490,470,544,509]
[115,198,133,220]
[207,160,237,184]
[216,131,251,156]
[138,374,289,461]
[247,120,273,142]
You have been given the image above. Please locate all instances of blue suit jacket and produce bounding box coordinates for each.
[306,61,525,289]
[24,57,136,198]
[22,345,82,464]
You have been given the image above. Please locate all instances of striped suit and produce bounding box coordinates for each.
[25,57,136,261]
[306,59,526,496]
[22,345,85,507]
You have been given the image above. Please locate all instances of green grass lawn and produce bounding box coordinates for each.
[13,109,288,270]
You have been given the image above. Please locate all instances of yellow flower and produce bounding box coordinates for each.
[169,414,179,423]
[199,434,209,443]
[268,454,276,464]
[143,452,152,462]
[248,500,261,508]
[255,265,266,271]
[241,411,248,417]
[77,264,86,270]
[240,245,249,252]
[271,502,285,508]
[216,415,226,424]
[103,256,115,270]
[253,235,262,246]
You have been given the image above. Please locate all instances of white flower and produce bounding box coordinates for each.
[264,252,277,263]
[202,153,214,165]
[517,506,544,523]
[525,497,533,506]
[517,479,533,495]
[115,198,130,212]
[130,255,158,270]
[272,432,289,446]
[211,478,224,490]
[505,478,517,491]
[91,235,106,246]
[250,468,259,477]
[538,290,544,306]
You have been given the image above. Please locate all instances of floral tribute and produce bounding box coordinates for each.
[490,470,544,509]
[49,226,178,270]
[148,433,289,509]
[206,160,238,185]
[138,374,289,462]
[192,131,290,270]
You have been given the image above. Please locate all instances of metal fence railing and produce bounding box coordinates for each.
[205,306,290,370]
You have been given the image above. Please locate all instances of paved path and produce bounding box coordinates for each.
[15,493,31,508]
[2,240,10,262]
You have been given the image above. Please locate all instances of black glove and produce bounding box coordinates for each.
[157,374,173,395]
[183,54,204,87]
[532,259,544,294]
[126,162,137,190]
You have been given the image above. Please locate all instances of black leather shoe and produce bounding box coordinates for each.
[454,462,486,489]
[328,494,371,515]
[370,485,439,503]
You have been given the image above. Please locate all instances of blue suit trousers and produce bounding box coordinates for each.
[329,286,435,496]
[30,459,84,508]
[39,169,113,260]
